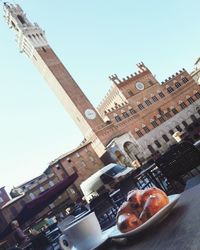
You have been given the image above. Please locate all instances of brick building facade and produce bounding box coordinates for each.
[4,4,200,192]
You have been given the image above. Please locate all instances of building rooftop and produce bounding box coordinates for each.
[1,193,25,209]
[48,141,91,166]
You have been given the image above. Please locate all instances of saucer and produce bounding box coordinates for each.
[70,234,108,250]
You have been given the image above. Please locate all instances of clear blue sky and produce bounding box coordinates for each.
[0,0,200,193]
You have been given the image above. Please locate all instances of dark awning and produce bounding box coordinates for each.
[0,172,78,240]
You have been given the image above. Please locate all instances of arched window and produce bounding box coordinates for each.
[158,91,165,98]
[129,108,136,115]
[145,99,152,106]
[182,77,188,83]
[128,90,133,96]
[175,82,181,88]
[147,145,155,154]
[152,95,158,102]
[151,120,158,128]
[135,128,143,137]
[157,115,165,123]
[166,86,174,93]
[176,125,182,132]
[182,121,188,127]
[122,112,129,118]
[162,134,169,142]
[138,103,145,110]
[143,125,150,133]
[171,107,178,114]
[187,96,194,104]
[154,140,162,148]
[195,92,200,99]
[115,115,122,122]
[179,101,187,109]
[17,15,25,24]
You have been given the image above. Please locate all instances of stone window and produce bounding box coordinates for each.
[138,103,145,110]
[143,126,150,133]
[175,82,181,88]
[158,91,165,98]
[167,86,174,93]
[145,99,152,106]
[195,92,200,99]
[42,47,47,52]
[152,96,158,102]
[151,120,158,128]
[129,108,136,115]
[162,134,169,142]
[169,129,174,135]
[154,140,162,148]
[187,97,194,104]
[179,101,187,109]
[182,121,188,127]
[176,125,182,132]
[147,145,155,154]
[115,115,122,122]
[191,115,197,122]
[182,77,188,83]
[17,15,25,24]
[158,116,165,123]
[165,112,172,119]
[128,90,133,96]
[122,112,129,118]
[171,108,178,114]
[135,129,143,137]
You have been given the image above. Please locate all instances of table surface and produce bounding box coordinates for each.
[98,184,200,250]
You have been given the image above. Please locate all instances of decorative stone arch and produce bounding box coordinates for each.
[123,141,138,161]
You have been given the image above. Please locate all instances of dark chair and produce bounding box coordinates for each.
[89,192,117,231]
[31,233,52,250]
[117,175,138,197]
[109,189,126,208]
[155,141,200,193]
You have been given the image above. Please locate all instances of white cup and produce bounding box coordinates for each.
[59,212,106,250]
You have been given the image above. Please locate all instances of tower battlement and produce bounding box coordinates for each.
[3,3,48,57]
[109,62,150,85]
[161,68,186,84]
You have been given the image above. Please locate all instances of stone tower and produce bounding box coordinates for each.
[3,3,105,141]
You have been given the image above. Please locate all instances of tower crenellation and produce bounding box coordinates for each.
[109,62,149,86]
[3,3,48,57]
[161,68,188,84]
